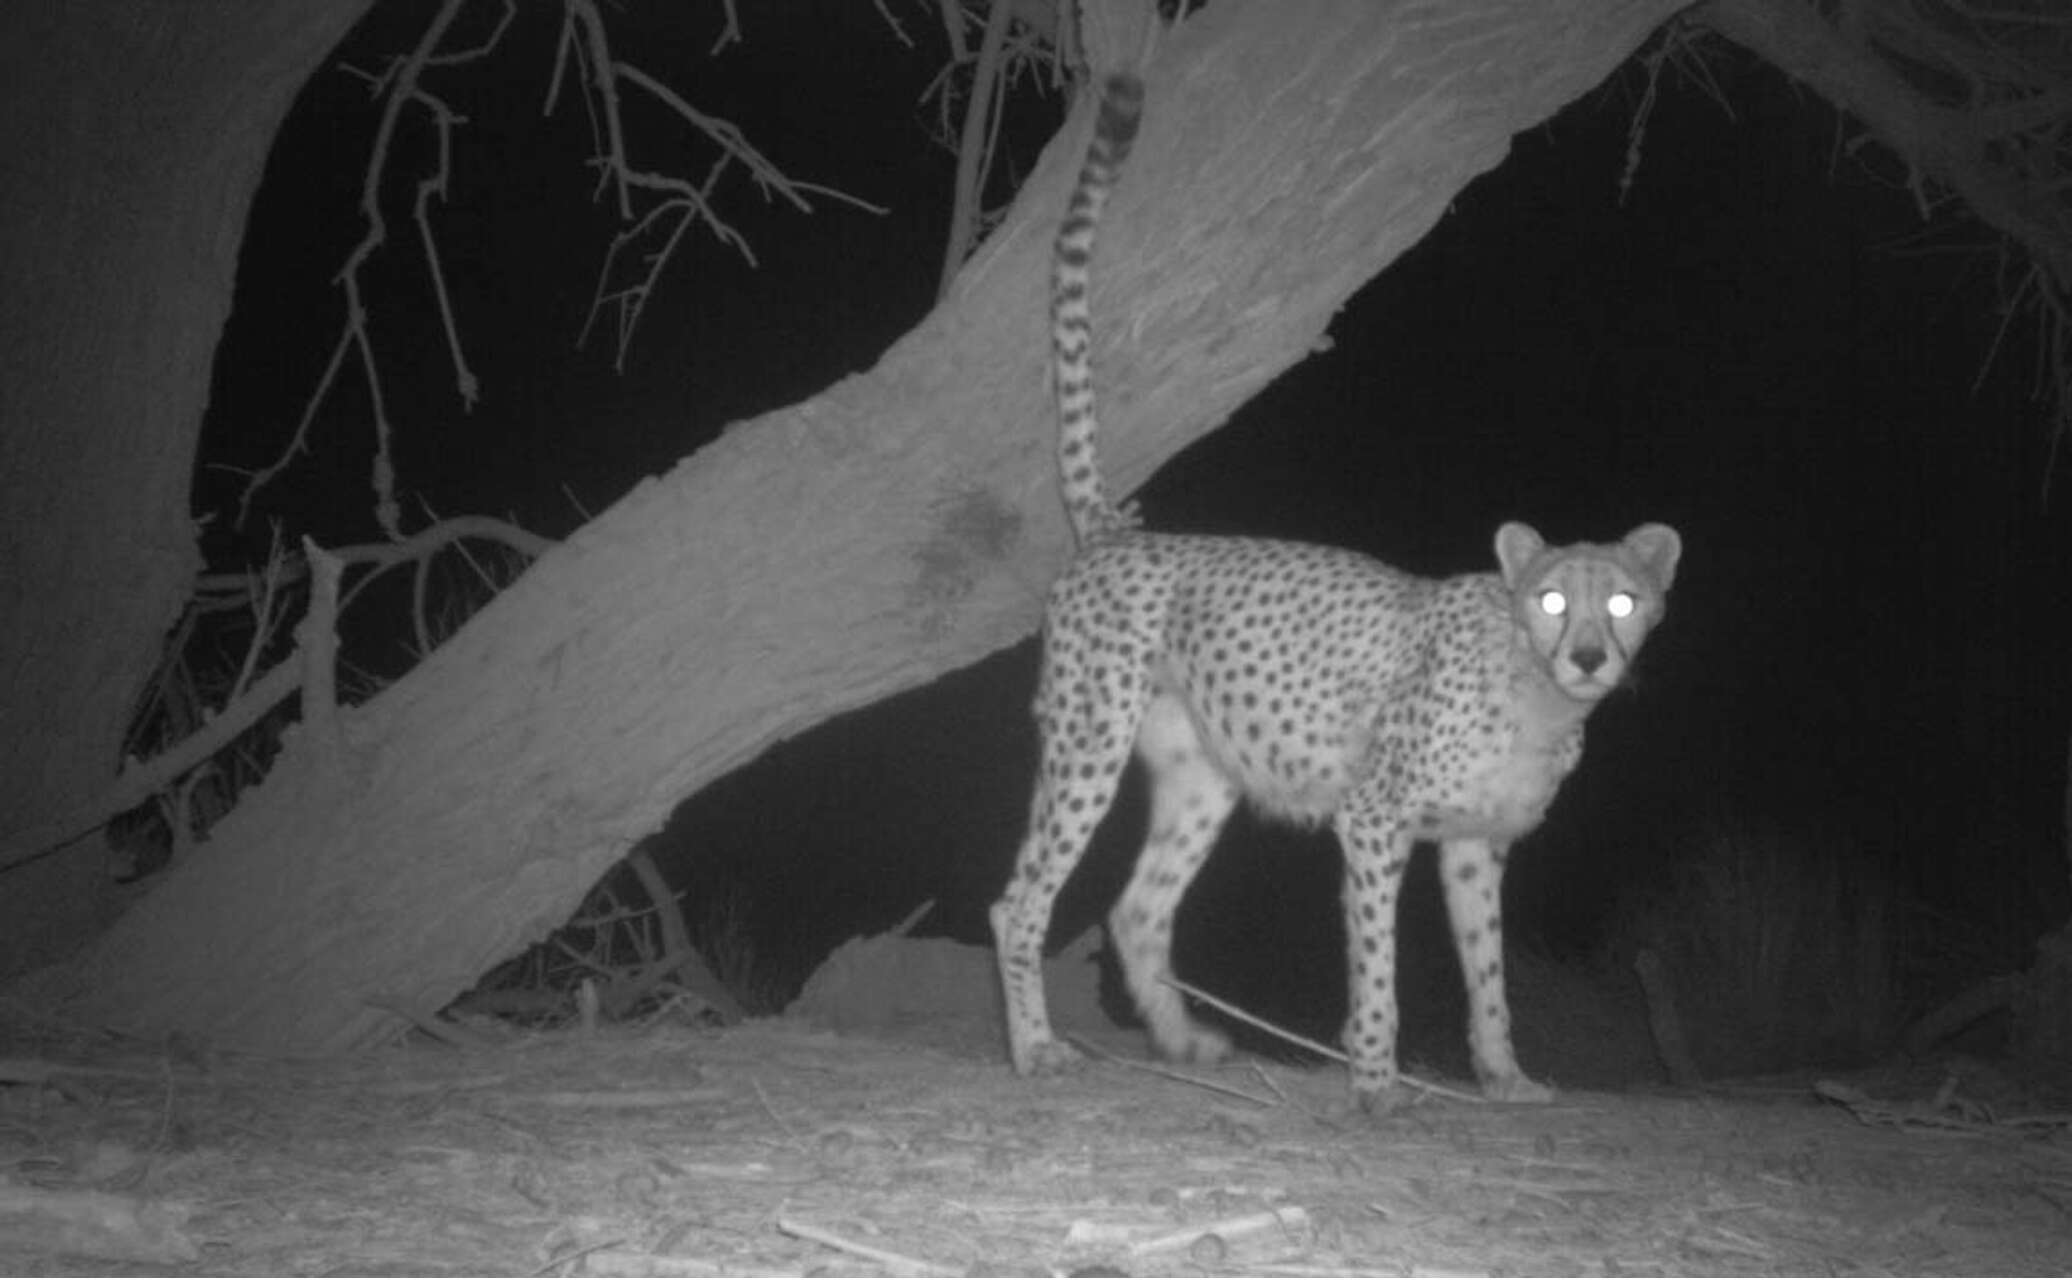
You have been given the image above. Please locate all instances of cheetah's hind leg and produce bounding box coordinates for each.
[991,844,1092,1077]
[1109,692,1240,1066]
[990,679,1140,1077]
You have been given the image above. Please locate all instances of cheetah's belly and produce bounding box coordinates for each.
[1176,694,1370,826]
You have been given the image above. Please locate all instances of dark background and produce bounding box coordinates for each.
[197,3,2070,1043]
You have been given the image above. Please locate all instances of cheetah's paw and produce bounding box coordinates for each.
[1353,1081,1413,1117]
[1014,1036,1087,1076]
[1481,1072,1554,1104]
[1155,1022,1232,1067]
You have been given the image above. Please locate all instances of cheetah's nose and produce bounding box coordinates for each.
[1571,646,1606,676]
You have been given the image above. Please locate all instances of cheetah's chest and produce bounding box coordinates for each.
[1405,682,1586,841]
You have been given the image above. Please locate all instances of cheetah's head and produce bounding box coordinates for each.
[1495,521,1682,702]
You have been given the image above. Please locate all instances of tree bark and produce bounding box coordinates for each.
[0,2,378,975]
[14,0,1685,1054]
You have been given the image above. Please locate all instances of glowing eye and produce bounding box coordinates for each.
[1607,591,1637,619]
[1537,589,1567,617]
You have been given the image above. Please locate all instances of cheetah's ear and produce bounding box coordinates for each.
[1493,522,1544,588]
[1622,523,1683,591]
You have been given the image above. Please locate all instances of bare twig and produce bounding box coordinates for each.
[706,0,743,56]
[1162,974,1347,1063]
[752,1077,801,1144]
[1814,1078,2072,1134]
[1161,974,1482,1104]
[296,539,345,767]
[1127,1206,1311,1257]
[938,0,1017,298]
[559,3,883,368]
[167,765,216,862]
[238,0,508,537]
[1069,1034,1283,1106]
[889,898,937,935]
[867,0,915,48]
[0,653,303,877]
[410,84,479,413]
[232,528,292,704]
[934,0,965,60]
[552,0,634,221]
[775,1217,959,1278]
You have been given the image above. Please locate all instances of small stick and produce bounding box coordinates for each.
[1248,1060,1290,1105]
[1126,1206,1310,1257]
[752,1077,800,1143]
[1160,975,1344,1061]
[775,1217,960,1277]
[1250,1268,1447,1278]
[527,1236,625,1275]
[1162,975,1483,1103]
[1068,1035,1278,1107]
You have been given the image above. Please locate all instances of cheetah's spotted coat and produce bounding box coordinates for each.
[990,72,1682,1110]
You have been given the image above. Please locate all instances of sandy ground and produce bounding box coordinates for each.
[2,1014,2068,1277]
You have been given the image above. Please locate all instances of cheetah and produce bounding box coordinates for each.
[988,71,1683,1111]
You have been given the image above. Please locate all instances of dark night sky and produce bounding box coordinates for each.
[200,3,2070,1022]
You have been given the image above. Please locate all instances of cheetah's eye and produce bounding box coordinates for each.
[1607,591,1637,620]
[1536,589,1567,617]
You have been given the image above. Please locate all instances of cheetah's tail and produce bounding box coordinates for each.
[1051,72,1144,547]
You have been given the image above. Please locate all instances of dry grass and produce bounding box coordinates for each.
[1619,820,1907,1078]
[114,536,532,879]
[466,864,792,1025]
[681,881,795,1015]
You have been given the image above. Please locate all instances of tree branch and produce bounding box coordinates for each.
[0,516,556,871]
[1692,0,2072,440]
[937,0,1017,299]
[562,3,885,369]
[1693,0,2071,285]
[237,0,497,538]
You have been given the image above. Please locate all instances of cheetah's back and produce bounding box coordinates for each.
[1044,532,1509,825]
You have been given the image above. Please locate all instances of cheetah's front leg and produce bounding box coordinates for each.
[1333,811,1416,1113]
[1440,837,1553,1103]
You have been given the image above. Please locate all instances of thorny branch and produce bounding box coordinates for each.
[236,0,889,522]
[237,0,510,539]
[556,0,885,370]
